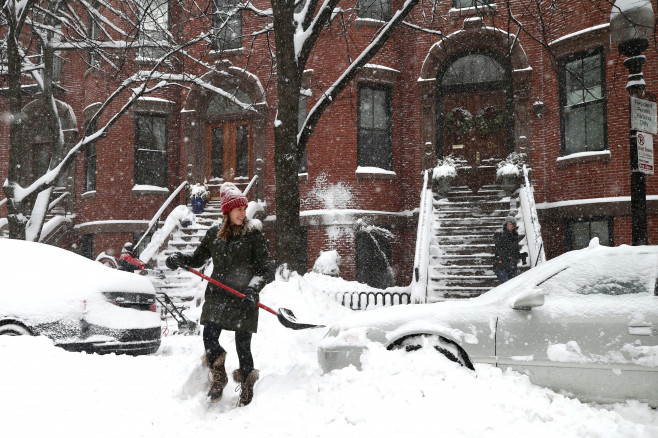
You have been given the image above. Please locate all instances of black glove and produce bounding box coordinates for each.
[242,287,258,310]
[520,252,528,265]
[165,252,185,270]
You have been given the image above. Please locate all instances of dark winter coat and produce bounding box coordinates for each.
[180,219,270,333]
[493,226,522,270]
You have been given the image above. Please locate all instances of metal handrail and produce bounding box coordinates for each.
[243,174,259,197]
[134,181,189,251]
[48,191,70,212]
[0,197,7,208]
[409,169,433,304]
[519,165,546,267]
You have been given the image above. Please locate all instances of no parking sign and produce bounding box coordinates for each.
[637,132,654,175]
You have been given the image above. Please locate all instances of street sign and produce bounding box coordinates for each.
[631,97,657,134]
[637,131,654,175]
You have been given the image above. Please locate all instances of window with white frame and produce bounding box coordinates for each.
[559,48,607,155]
[358,84,392,170]
[134,114,168,187]
[138,0,169,59]
[212,0,242,51]
[357,0,391,21]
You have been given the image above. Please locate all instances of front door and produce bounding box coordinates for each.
[206,121,251,184]
[437,53,512,193]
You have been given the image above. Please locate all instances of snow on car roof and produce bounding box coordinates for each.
[0,239,154,319]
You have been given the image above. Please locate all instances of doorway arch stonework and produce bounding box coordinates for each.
[182,61,268,200]
[418,17,533,171]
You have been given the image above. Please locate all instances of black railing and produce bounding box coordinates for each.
[335,290,411,310]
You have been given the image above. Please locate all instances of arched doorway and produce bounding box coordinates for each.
[436,52,513,193]
[182,63,268,200]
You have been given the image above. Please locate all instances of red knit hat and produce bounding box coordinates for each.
[220,182,248,215]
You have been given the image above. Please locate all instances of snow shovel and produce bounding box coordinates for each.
[185,267,324,330]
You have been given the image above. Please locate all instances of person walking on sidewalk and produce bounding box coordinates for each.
[166,182,270,406]
[492,217,527,284]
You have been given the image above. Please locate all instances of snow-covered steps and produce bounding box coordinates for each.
[427,184,522,301]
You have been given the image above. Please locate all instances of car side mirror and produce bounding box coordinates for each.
[511,288,544,310]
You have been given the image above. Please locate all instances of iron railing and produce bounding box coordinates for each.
[409,169,434,304]
[335,290,411,310]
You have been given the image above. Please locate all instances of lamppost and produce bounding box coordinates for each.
[610,0,655,246]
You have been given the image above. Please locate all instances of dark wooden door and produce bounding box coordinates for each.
[206,121,251,182]
[441,89,508,192]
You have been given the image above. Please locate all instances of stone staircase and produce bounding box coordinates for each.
[145,199,224,313]
[427,184,523,302]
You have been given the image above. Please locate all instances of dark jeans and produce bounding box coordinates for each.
[203,322,254,376]
[493,265,518,284]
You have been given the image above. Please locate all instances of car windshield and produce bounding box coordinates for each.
[536,251,657,297]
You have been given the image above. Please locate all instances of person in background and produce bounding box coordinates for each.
[492,217,527,284]
[117,242,146,272]
[165,182,270,406]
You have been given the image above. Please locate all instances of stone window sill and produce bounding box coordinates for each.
[556,150,611,168]
[131,186,170,196]
[355,167,397,181]
[449,4,497,20]
[81,190,97,200]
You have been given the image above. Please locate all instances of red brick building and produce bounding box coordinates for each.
[1,0,656,288]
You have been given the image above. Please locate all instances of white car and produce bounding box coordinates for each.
[318,240,658,406]
[0,239,161,355]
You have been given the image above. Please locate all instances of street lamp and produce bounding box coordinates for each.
[610,0,655,246]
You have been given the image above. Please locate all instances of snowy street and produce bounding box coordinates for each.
[2,274,658,438]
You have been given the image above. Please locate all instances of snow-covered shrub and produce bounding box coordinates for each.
[190,182,210,200]
[433,154,458,181]
[496,152,526,180]
[312,250,342,277]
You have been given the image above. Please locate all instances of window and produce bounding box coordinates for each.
[80,234,94,260]
[357,0,391,21]
[441,54,506,87]
[85,120,97,192]
[139,0,169,59]
[298,94,308,173]
[135,114,168,187]
[564,217,613,251]
[358,85,392,170]
[212,0,242,51]
[452,0,493,8]
[356,228,393,289]
[559,49,607,155]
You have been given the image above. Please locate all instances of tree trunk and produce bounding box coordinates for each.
[4,18,27,240]
[272,2,304,272]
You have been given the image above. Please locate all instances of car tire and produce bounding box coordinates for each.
[0,322,33,336]
[389,334,475,370]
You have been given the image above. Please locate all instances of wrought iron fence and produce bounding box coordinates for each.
[334,290,411,310]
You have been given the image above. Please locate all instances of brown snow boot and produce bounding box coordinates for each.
[203,352,228,403]
[233,369,259,406]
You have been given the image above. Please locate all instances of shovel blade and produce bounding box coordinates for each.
[277,308,325,330]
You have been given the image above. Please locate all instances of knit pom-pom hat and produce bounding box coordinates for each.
[220,182,248,215]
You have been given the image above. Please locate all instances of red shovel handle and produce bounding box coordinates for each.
[186,267,278,316]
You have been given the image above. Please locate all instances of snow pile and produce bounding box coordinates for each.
[311,249,341,276]
[1,266,658,437]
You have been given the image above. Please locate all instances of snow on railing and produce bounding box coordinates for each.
[519,165,546,267]
[409,169,434,304]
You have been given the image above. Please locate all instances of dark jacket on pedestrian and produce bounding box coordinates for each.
[179,219,270,333]
[493,221,522,270]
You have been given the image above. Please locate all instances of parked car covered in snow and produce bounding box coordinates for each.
[0,239,161,355]
[318,240,658,406]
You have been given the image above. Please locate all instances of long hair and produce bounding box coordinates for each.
[218,216,246,242]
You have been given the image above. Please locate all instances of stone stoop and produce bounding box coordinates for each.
[144,199,223,309]
[427,184,524,302]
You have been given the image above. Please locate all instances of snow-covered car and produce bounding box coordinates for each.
[318,240,658,406]
[0,239,161,355]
